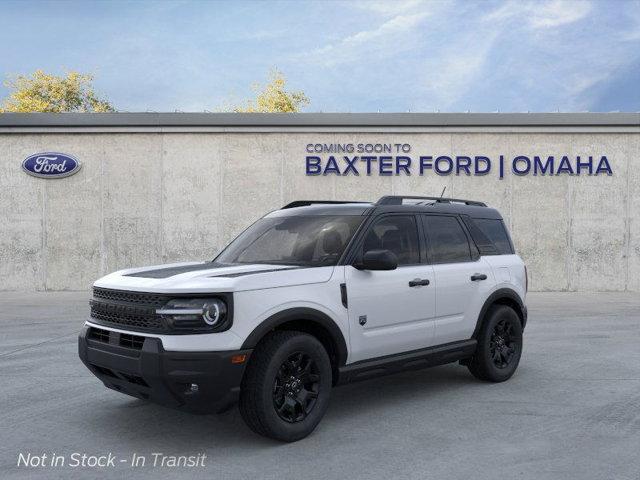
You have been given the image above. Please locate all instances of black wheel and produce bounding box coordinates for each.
[239,331,332,442]
[467,305,522,382]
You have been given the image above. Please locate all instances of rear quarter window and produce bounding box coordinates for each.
[474,218,514,255]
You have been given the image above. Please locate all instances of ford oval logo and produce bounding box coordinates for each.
[22,152,81,179]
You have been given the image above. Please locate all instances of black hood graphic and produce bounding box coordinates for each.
[124,262,227,279]
[209,267,299,278]
[123,263,300,280]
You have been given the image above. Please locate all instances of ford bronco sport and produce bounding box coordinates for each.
[79,195,527,442]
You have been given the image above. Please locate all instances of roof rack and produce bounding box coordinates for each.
[281,200,369,209]
[376,195,487,207]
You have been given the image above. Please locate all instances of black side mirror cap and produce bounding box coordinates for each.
[356,249,398,271]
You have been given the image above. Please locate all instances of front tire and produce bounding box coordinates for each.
[467,305,523,382]
[239,331,332,442]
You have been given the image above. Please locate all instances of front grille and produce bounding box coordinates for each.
[90,287,168,333]
[93,287,167,307]
[90,301,164,331]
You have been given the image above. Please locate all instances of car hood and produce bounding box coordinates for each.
[93,261,335,293]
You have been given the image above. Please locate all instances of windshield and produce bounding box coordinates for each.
[215,215,364,267]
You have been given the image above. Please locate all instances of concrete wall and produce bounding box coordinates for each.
[0,130,638,291]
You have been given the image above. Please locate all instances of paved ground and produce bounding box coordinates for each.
[0,291,639,480]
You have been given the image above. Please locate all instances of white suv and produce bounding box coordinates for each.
[79,195,527,442]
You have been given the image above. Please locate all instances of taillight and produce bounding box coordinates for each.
[524,265,528,292]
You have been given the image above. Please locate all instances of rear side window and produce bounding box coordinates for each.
[474,219,514,255]
[423,215,472,264]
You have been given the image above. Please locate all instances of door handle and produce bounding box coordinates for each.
[409,278,430,287]
[471,273,488,281]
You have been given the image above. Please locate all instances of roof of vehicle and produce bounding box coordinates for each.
[267,203,374,217]
[267,197,504,220]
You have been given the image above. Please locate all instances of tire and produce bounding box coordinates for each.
[467,305,523,382]
[239,331,332,442]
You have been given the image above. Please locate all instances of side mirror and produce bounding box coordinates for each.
[355,249,398,271]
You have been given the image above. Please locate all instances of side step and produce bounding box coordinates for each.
[337,339,477,385]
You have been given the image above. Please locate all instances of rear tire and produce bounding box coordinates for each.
[239,331,332,442]
[467,305,522,382]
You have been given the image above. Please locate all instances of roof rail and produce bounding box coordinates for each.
[281,200,369,209]
[376,195,487,207]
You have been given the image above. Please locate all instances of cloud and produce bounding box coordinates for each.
[4,0,635,112]
[474,0,639,112]
[300,11,431,67]
[530,0,592,28]
[484,0,592,29]
[419,28,500,109]
[295,0,601,111]
[620,1,640,41]
[351,0,435,16]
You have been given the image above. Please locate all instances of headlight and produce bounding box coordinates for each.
[156,298,228,332]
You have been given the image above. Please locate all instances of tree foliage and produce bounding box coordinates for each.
[1,70,114,113]
[234,70,309,113]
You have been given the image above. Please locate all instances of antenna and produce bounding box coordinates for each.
[439,186,446,200]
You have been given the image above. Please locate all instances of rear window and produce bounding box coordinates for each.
[474,219,513,255]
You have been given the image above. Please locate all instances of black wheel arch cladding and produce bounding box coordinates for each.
[241,307,348,376]
[473,288,526,338]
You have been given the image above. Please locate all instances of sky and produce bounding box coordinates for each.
[0,0,638,112]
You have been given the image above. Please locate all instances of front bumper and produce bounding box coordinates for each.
[78,326,251,413]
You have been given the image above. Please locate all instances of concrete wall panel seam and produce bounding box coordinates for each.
[100,137,105,278]
[160,133,165,262]
[625,142,631,291]
[566,136,574,292]
[41,162,47,291]
[280,135,285,207]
